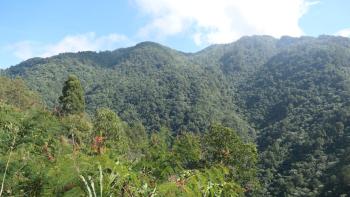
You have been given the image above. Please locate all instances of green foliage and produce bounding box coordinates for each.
[340,165,350,186]
[61,114,92,145]
[124,121,148,157]
[203,124,259,190]
[234,36,350,196]
[59,75,85,115]
[93,108,129,154]
[156,166,245,197]
[4,42,254,140]
[0,77,41,109]
[172,132,201,169]
[0,98,258,196]
[186,166,245,196]
[5,35,350,196]
[136,127,182,180]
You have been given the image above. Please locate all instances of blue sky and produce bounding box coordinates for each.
[0,0,349,68]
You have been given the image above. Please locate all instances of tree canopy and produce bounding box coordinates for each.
[0,75,258,196]
[3,35,350,196]
[59,74,85,115]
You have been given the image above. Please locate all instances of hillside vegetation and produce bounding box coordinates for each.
[0,76,258,196]
[3,35,350,196]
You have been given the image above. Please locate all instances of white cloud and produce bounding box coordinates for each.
[335,28,350,37]
[6,41,39,60]
[5,32,131,60]
[134,0,318,45]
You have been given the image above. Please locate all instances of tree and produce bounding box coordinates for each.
[93,108,129,154]
[203,124,259,190]
[172,132,201,169]
[0,77,41,109]
[340,165,350,186]
[59,75,85,115]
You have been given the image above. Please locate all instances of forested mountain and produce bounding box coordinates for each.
[4,40,254,139]
[2,35,350,196]
[235,36,350,196]
[0,76,258,196]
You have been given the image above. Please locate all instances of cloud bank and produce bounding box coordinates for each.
[134,0,317,45]
[335,28,350,37]
[5,32,130,61]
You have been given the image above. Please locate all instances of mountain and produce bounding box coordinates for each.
[4,35,350,196]
[235,36,350,196]
[4,41,254,138]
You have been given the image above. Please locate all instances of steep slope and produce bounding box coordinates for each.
[235,36,350,196]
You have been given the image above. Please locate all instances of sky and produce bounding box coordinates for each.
[0,0,349,68]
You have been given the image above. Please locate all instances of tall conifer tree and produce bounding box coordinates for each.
[59,75,85,115]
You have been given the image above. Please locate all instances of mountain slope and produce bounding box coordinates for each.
[4,35,350,196]
[4,41,253,138]
[235,36,350,196]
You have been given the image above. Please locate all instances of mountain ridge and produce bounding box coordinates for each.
[3,34,350,195]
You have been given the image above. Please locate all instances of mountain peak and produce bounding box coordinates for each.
[135,41,163,47]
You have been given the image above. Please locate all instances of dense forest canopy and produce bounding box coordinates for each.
[1,35,350,196]
[0,76,258,196]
